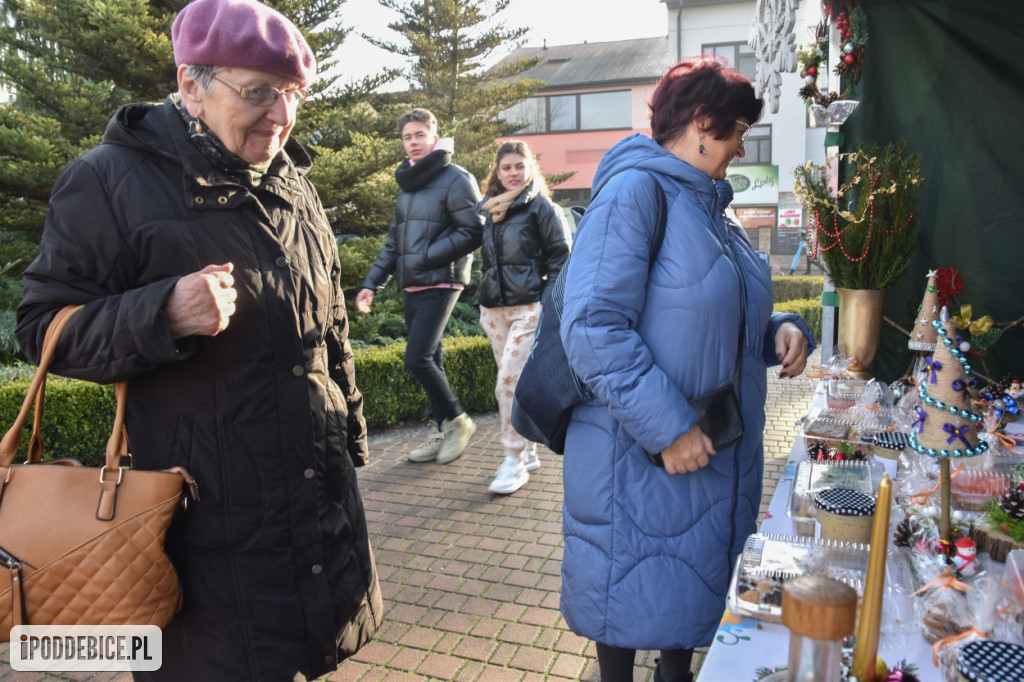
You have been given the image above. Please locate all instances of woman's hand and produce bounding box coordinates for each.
[355,288,374,314]
[659,425,715,474]
[775,321,809,378]
[164,263,236,338]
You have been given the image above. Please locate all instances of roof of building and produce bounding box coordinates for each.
[495,37,671,90]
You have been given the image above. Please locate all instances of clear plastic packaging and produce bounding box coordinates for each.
[827,378,870,410]
[950,469,1011,511]
[787,460,882,536]
[799,406,898,459]
[1006,549,1024,607]
[727,532,914,624]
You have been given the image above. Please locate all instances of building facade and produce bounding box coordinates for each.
[497,0,827,260]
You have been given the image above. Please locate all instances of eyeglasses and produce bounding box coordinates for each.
[211,74,308,108]
[736,120,753,147]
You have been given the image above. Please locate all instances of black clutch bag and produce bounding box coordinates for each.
[647,383,744,467]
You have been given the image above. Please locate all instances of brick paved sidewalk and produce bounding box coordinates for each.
[0,354,816,681]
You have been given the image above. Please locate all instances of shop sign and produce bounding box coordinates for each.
[726,165,779,205]
[777,208,802,239]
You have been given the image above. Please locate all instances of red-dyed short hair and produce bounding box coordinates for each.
[649,57,763,146]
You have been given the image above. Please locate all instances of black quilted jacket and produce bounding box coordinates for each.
[361,151,484,292]
[16,98,383,681]
[476,180,571,308]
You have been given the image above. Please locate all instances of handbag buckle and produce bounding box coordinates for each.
[98,465,124,486]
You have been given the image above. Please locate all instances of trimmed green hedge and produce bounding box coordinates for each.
[772,275,823,304]
[775,298,822,343]
[356,335,497,427]
[1,337,498,466]
[0,376,118,466]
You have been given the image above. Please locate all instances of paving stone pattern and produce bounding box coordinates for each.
[0,353,816,681]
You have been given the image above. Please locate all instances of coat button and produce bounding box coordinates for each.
[323,655,335,665]
[292,365,304,376]
[217,196,228,205]
[276,256,288,268]
[194,196,204,206]
[311,564,323,575]
[303,468,314,479]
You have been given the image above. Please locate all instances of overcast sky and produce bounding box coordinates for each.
[330,0,669,87]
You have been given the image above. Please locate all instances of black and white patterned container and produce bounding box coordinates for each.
[956,640,1024,681]
[872,430,910,453]
[814,488,876,543]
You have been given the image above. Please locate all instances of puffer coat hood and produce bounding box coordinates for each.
[477,179,571,308]
[17,98,383,680]
[558,133,814,649]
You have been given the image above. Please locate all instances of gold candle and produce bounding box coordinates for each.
[851,472,891,682]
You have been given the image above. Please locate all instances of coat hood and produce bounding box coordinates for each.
[592,133,735,208]
[102,97,313,180]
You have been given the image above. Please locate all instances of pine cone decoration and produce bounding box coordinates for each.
[798,84,818,101]
[893,517,917,547]
[999,487,1024,522]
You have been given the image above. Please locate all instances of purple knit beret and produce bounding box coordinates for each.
[172,0,316,87]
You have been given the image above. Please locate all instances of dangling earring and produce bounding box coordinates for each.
[699,133,706,156]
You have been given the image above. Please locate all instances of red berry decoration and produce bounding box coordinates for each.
[807,66,818,77]
[844,54,855,64]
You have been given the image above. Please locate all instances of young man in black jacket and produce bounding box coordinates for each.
[356,108,485,464]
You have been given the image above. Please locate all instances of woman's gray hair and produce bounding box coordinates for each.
[184,64,221,92]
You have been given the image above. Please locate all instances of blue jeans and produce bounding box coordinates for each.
[403,288,463,426]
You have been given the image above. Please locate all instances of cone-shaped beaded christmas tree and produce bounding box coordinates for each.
[908,270,940,351]
[909,307,988,548]
[909,310,987,459]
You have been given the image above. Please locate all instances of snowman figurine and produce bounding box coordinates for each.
[952,537,978,577]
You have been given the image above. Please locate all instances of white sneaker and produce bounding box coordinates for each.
[523,448,541,472]
[488,457,529,494]
[437,413,476,464]
[408,431,444,462]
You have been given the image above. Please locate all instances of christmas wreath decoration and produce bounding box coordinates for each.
[798,1,869,108]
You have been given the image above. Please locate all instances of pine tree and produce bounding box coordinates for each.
[0,0,401,270]
[363,0,545,179]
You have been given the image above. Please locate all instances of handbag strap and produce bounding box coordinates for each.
[0,305,129,469]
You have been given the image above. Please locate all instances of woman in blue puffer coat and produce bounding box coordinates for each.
[558,58,816,682]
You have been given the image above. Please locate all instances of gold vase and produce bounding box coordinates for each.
[836,288,887,379]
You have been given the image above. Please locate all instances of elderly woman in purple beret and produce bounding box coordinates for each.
[15,0,382,679]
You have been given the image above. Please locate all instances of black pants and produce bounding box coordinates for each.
[403,287,463,425]
[596,643,694,682]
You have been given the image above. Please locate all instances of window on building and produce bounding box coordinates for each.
[702,42,757,81]
[503,97,545,134]
[549,94,577,131]
[580,91,630,129]
[734,124,771,165]
[501,90,631,133]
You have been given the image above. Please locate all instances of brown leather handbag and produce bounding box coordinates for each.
[0,305,194,641]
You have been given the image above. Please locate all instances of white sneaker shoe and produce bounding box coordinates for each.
[488,457,529,494]
[408,431,444,462]
[523,448,541,472]
[437,413,476,464]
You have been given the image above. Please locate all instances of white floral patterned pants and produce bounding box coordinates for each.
[480,302,540,456]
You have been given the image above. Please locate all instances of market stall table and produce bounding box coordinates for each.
[696,434,940,682]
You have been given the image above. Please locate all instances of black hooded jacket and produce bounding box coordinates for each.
[16,98,383,681]
[476,179,571,308]
[361,149,484,292]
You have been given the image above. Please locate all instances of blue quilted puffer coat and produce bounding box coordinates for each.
[559,134,815,650]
